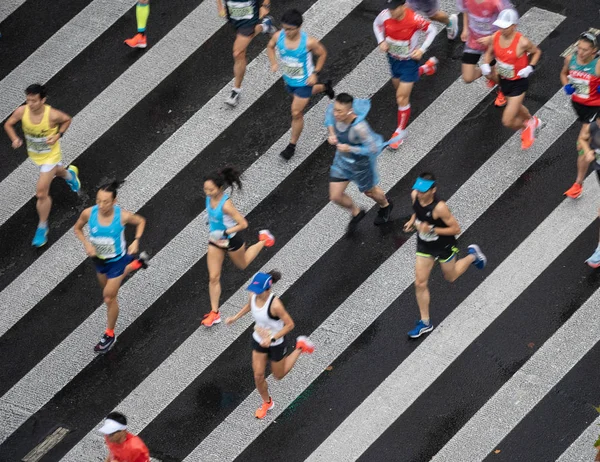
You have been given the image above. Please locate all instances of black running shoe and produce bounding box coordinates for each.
[374,199,394,226]
[94,333,116,354]
[324,79,335,99]
[280,143,296,160]
[347,210,366,234]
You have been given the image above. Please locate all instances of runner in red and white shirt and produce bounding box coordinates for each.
[457,0,512,106]
[99,412,150,462]
[374,0,438,149]
[481,8,542,150]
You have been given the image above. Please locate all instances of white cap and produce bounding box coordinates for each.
[493,9,519,29]
[98,419,127,435]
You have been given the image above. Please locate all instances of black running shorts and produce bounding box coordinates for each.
[252,338,288,362]
[499,77,529,97]
[571,101,600,124]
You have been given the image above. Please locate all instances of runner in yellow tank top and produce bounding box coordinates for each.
[4,84,81,247]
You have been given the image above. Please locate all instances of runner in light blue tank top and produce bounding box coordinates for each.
[88,205,126,263]
[74,181,148,354]
[267,9,334,160]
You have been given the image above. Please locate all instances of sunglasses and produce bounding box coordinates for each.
[580,32,598,48]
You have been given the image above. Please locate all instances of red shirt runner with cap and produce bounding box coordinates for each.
[493,30,529,80]
[105,432,150,462]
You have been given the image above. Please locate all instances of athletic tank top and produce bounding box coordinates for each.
[88,205,126,262]
[493,31,529,81]
[251,294,284,346]
[21,104,62,165]
[413,196,457,247]
[277,30,315,87]
[206,194,237,237]
[569,54,600,106]
[226,0,258,27]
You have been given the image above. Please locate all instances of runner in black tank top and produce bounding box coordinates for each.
[403,173,487,338]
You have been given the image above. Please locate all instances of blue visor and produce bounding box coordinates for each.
[412,177,435,193]
[247,272,273,294]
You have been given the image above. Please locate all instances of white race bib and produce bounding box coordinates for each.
[415,219,438,242]
[281,58,305,80]
[89,236,117,259]
[570,76,591,98]
[227,1,254,20]
[386,37,411,59]
[25,135,51,154]
[496,59,515,79]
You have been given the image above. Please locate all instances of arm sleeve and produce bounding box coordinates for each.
[420,23,437,52]
[324,103,335,127]
[373,10,388,44]
[348,122,379,156]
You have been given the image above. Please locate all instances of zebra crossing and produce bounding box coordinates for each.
[1,0,599,460]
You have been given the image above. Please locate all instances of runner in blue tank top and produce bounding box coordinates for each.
[216,0,278,107]
[267,9,334,160]
[74,181,148,354]
[201,167,276,327]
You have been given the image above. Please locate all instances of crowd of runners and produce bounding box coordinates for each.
[3,0,600,459]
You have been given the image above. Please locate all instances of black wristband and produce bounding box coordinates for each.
[530,64,536,70]
[58,132,64,138]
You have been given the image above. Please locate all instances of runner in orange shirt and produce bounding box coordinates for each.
[99,412,150,462]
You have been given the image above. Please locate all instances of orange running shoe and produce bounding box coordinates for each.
[296,335,315,354]
[255,397,274,419]
[389,130,404,149]
[201,311,221,327]
[125,33,147,48]
[564,182,583,199]
[258,230,275,247]
[422,57,438,76]
[521,116,539,150]
[485,78,496,89]
[494,90,506,107]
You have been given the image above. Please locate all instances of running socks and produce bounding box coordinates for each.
[397,105,411,131]
[105,329,115,337]
[136,2,150,34]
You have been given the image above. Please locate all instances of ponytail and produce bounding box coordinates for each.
[268,270,282,284]
[205,166,242,191]
[98,180,124,199]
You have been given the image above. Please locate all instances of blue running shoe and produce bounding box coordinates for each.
[408,319,433,338]
[65,165,81,193]
[586,246,600,268]
[32,226,48,247]
[261,15,277,34]
[468,244,487,269]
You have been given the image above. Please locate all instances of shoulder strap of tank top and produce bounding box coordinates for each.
[23,104,30,123]
[113,205,122,225]
[512,32,522,49]
[42,105,51,125]
[266,294,280,321]
[493,31,500,47]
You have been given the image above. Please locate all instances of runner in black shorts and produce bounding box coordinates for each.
[579,115,600,267]
[202,167,276,327]
[403,173,487,338]
[225,271,315,419]
[217,0,278,107]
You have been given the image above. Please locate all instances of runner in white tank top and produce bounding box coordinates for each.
[226,271,315,419]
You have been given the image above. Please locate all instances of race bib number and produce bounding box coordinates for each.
[281,59,305,80]
[209,230,229,248]
[496,60,515,79]
[89,236,117,258]
[25,134,51,154]
[386,38,410,59]
[415,219,438,242]
[227,1,254,19]
[570,76,591,98]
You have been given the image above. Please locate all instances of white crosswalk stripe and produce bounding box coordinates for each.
[1,2,599,461]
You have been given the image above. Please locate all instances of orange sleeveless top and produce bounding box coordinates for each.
[493,31,529,81]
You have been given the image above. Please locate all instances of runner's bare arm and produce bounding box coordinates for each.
[520,36,541,66]
[222,199,249,234]
[269,298,295,341]
[4,105,25,147]
[308,37,327,73]
[483,39,495,64]
[267,31,281,70]
[47,108,71,145]
[403,191,417,232]
[74,208,97,256]
[225,294,252,324]
[559,55,571,85]
[432,201,461,236]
